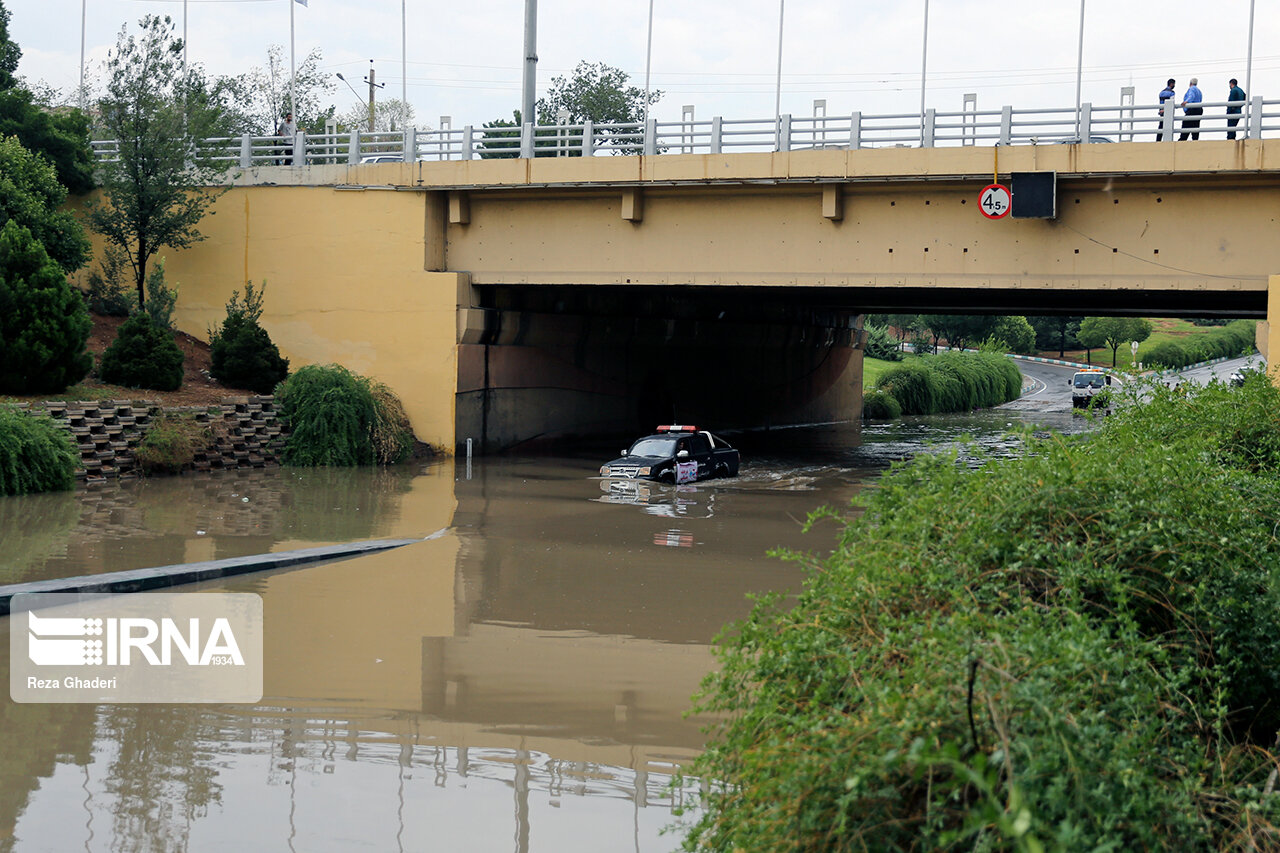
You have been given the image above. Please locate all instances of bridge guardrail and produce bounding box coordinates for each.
[87,95,1280,167]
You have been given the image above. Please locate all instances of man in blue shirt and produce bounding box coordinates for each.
[1157,79,1176,141]
[1227,78,1246,139]
[1179,78,1203,141]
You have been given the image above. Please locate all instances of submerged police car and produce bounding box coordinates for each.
[599,425,741,484]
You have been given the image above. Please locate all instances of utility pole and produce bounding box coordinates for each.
[364,60,384,132]
[521,0,537,125]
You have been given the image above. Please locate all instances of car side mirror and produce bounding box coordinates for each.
[622,449,629,457]
[1067,380,1072,386]
[677,449,690,460]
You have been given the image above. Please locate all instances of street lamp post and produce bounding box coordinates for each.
[774,0,785,121]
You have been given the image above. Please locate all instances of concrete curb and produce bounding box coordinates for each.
[0,538,422,616]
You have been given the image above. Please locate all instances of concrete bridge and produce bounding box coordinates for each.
[79,140,1280,453]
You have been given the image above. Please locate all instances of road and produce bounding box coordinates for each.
[1001,353,1267,414]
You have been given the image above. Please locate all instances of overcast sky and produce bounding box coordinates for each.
[7,0,1280,131]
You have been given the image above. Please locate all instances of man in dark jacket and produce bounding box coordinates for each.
[1157,79,1176,141]
[1227,78,1246,139]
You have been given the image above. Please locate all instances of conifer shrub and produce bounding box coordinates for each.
[0,407,78,495]
[683,379,1280,852]
[208,281,290,394]
[0,221,92,394]
[862,323,903,361]
[98,313,184,391]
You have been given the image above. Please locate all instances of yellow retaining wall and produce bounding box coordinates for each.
[73,187,461,451]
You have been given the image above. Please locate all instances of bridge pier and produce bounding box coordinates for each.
[1265,275,1280,383]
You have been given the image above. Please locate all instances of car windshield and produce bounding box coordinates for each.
[628,437,676,458]
[1074,374,1105,388]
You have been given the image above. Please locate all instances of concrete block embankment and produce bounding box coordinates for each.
[18,395,286,481]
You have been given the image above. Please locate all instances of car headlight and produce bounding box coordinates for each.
[638,466,651,475]
[600,466,610,476]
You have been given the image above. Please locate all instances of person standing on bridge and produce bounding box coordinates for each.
[1157,79,1176,141]
[278,112,297,165]
[1179,78,1203,141]
[1227,78,1246,139]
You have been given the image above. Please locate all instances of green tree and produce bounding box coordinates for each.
[0,0,18,91]
[85,15,231,310]
[480,61,662,158]
[1028,315,1083,358]
[0,135,90,272]
[337,97,414,133]
[98,312,183,391]
[988,315,1036,354]
[0,1,94,194]
[1078,316,1154,367]
[0,220,92,393]
[219,45,335,136]
[926,314,992,352]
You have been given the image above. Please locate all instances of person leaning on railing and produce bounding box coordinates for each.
[1178,78,1203,141]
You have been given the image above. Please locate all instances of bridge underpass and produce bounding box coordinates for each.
[93,140,1280,453]
[456,284,863,452]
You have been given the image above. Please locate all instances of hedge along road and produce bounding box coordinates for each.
[1003,352,1265,414]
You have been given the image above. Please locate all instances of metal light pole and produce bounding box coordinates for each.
[1245,0,1256,136]
[643,0,655,126]
[79,0,86,110]
[774,0,785,121]
[401,0,407,112]
[1075,0,1086,138]
[289,0,297,118]
[521,0,537,124]
[919,0,929,142]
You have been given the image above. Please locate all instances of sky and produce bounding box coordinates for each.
[6,0,1280,132]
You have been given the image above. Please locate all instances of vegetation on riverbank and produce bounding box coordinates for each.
[683,375,1280,851]
[0,407,78,495]
[275,364,414,467]
[870,351,1021,417]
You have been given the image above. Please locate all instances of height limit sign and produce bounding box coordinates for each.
[979,183,1012,219]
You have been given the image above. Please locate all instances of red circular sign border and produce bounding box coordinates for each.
[979,183,1012,219]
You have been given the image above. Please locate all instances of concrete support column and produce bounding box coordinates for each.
[1265,274,1280,384]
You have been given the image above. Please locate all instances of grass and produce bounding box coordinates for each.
[864,354,919,388]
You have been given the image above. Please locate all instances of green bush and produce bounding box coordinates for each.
[370,382,415,464]
[683,380,1280,852]
[208,281,289,393]
[98,313,184,391]
[277,364,415,466]
[875,351,1020,415]
[142,259,178,331]
[861,388,902,420]
[1145,320,1257,369]
[0,407,78,495]
[0,221,93,394]
[862,323,903,361]
[134,413,213,474]
[83,245,136,317]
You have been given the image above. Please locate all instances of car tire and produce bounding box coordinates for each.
[659,470,675,484]
[714,463,729,478]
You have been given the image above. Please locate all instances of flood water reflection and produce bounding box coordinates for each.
[0,411,1091,852]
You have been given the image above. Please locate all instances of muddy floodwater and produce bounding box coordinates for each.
[0,410,1090,852]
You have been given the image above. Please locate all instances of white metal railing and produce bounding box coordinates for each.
[87,96,1278,167]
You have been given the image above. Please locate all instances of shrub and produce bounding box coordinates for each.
[1145,320,1257,369]
[369,382,415,464]
[0,220,92,394]
[134,412,213,474]
[0,407,78,495]
[875,352,1020,415]
[83,245,136,316]
[208,282,289,393]
[861,389,901,420]
[862,323,903,362]
[98,313,184,391]
[142,259,178,331]
[276,365,367,466]
[684,380,1280,852]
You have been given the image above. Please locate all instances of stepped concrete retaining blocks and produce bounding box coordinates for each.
[17,395,286,481]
